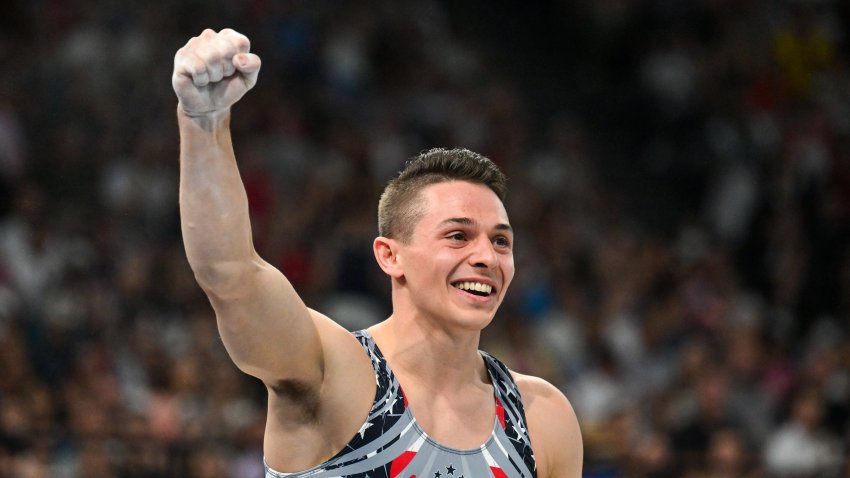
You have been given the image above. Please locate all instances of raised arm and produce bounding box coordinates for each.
[173,28,323,388]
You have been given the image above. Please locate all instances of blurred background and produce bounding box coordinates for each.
[1,0,849,476]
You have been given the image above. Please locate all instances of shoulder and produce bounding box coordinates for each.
[512,372,583,478]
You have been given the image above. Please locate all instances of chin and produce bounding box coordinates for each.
[449,308,497,332]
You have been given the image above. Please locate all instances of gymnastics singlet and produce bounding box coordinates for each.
[264,329,537,478]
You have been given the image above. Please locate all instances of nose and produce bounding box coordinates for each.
[469,235,498,269]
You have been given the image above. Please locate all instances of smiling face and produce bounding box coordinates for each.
[386,180,515,331]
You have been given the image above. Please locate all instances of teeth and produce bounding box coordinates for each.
[453,282,493,295]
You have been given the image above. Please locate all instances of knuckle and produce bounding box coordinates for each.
[213,37,236,56]
[195,44,219,63]
[235,35,250,50]
[221,28,250,51]
[189,58,207,76]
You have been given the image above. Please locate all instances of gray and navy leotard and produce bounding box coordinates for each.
[264,329,537,478]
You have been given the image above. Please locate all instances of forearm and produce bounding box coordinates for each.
[178,105,257,293]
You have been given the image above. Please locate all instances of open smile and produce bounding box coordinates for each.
[451,281,496,297]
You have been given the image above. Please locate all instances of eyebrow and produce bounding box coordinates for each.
[438,217,513,233]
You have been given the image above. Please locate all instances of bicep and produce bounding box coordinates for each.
[206,258,324,387]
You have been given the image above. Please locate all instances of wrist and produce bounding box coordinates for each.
[177,103,231,131]
[177,102,231,119]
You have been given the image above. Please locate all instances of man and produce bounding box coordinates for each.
[173,28,582,477]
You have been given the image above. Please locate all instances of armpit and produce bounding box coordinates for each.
[270,378,321,423]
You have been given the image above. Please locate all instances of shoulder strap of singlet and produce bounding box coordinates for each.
[351,329,408,426]
[352,329,393,393]
[481,351,537,476]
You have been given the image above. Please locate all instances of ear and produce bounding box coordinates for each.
[373,236,404,279]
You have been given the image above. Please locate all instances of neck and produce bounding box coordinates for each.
[369,311,487,390]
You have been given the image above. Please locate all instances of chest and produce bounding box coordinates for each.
[263,342,538,478]
[400,383,499,450]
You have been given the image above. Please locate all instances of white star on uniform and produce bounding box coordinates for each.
[512,424,528,445]
[358,421,374,438]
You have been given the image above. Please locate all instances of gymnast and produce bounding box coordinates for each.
[172,28,582,478]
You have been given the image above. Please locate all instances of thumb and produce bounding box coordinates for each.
[233,53,261,89]
[233,53,261,75]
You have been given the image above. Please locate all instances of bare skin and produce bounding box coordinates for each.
[174,28,582,477]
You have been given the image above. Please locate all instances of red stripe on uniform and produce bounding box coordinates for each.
[495,397,506,429]
[491,466,509,478]
[389,451,416,478]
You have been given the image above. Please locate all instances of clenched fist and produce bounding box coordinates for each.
[172,28,261,117]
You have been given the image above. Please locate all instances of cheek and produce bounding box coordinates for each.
[501,256,516,286]
[407,249,449,282]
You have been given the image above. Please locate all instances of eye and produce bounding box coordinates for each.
[447,232,467,242]
[493,236,512,248]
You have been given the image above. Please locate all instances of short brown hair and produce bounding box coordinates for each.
[377,148,507,242]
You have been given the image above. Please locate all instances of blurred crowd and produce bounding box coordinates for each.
[0,0,849,477]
